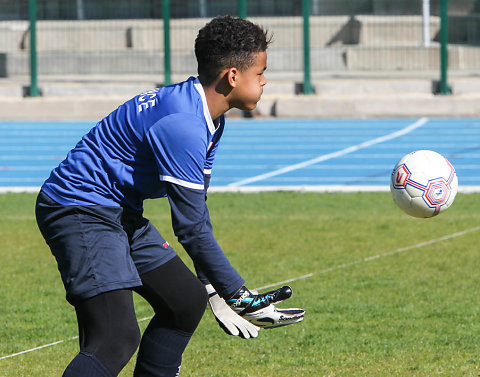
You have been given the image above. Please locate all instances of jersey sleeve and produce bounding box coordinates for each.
[166,182,245,298]
[146,114,207,190]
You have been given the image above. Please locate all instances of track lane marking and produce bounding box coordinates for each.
[227,117,429,187]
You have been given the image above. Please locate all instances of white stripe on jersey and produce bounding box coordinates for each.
[160,175,204,190]
[193,78,216,135]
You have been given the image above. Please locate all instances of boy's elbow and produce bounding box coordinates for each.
[174,222,208,244]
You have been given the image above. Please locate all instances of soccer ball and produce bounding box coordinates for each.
[390,150,458,218]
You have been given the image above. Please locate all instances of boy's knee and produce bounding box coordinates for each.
[114,319,141,362]
[91,314,141,375]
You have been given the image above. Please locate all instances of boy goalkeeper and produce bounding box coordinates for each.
[36,15,304,377]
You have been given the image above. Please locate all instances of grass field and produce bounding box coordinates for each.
[1,191,479,377]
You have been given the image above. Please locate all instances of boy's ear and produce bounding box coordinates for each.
[226,67,239,88]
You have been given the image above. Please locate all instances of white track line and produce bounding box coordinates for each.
[227,117,429,187]
[1,224,478,362]
[0,187,41,193]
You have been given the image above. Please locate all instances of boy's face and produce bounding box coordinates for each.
[231,51,267,111]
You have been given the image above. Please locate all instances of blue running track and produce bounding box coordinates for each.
[0,118,479,192]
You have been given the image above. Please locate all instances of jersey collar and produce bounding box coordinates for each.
[193,77,216,135]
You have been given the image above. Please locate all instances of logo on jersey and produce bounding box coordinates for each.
[137,89,159,112]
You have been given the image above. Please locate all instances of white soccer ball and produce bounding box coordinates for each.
[390,150,458,218]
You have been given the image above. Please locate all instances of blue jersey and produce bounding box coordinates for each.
[40,77,244,298]
[42,77,224,210]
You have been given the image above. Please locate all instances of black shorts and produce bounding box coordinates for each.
[35,191,177,304]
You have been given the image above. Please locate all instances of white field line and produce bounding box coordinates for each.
[2,225,478,362]
[210,185,480,194]
[316,226,480,274]
[2,185,480,194]
[0,337,78,361]
[256,227,480,291]
[227,117,429,187]
[254,274,315,291]
[0,316,157,361]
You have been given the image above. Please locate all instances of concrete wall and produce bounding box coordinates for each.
[0,16,478,76]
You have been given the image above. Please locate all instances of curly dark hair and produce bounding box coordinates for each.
[195,15,271,85]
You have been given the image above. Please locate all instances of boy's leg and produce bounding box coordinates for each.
[36,193,144,376]
[133,256,208,377]
[64,289,141,377]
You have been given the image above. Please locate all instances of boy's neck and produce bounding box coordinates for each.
[202,84,229,121]
[199,75,232,121]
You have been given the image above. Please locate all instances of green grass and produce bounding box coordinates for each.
[1,192,479,377]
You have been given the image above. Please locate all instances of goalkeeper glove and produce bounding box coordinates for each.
[206,284,260,339]
[226,285,305,329]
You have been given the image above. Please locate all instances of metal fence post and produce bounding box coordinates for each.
[438,0,452,94]
[302,0,314,94]
[238,0,247,19]
[28,0,40,97]
[163,0,171,86]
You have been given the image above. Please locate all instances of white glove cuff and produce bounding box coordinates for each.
[205,283,216,296]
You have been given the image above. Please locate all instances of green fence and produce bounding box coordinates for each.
[0,0,479,96]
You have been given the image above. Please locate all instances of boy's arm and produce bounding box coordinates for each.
[165,181,244,298]
[148,116,304,329]
[166,181,305,331]
[147,115,241,296]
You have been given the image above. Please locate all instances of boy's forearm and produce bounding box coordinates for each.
[166,182,244,298]
[177,230,244,298]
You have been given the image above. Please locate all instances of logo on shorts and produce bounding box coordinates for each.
[162,242,169,249]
